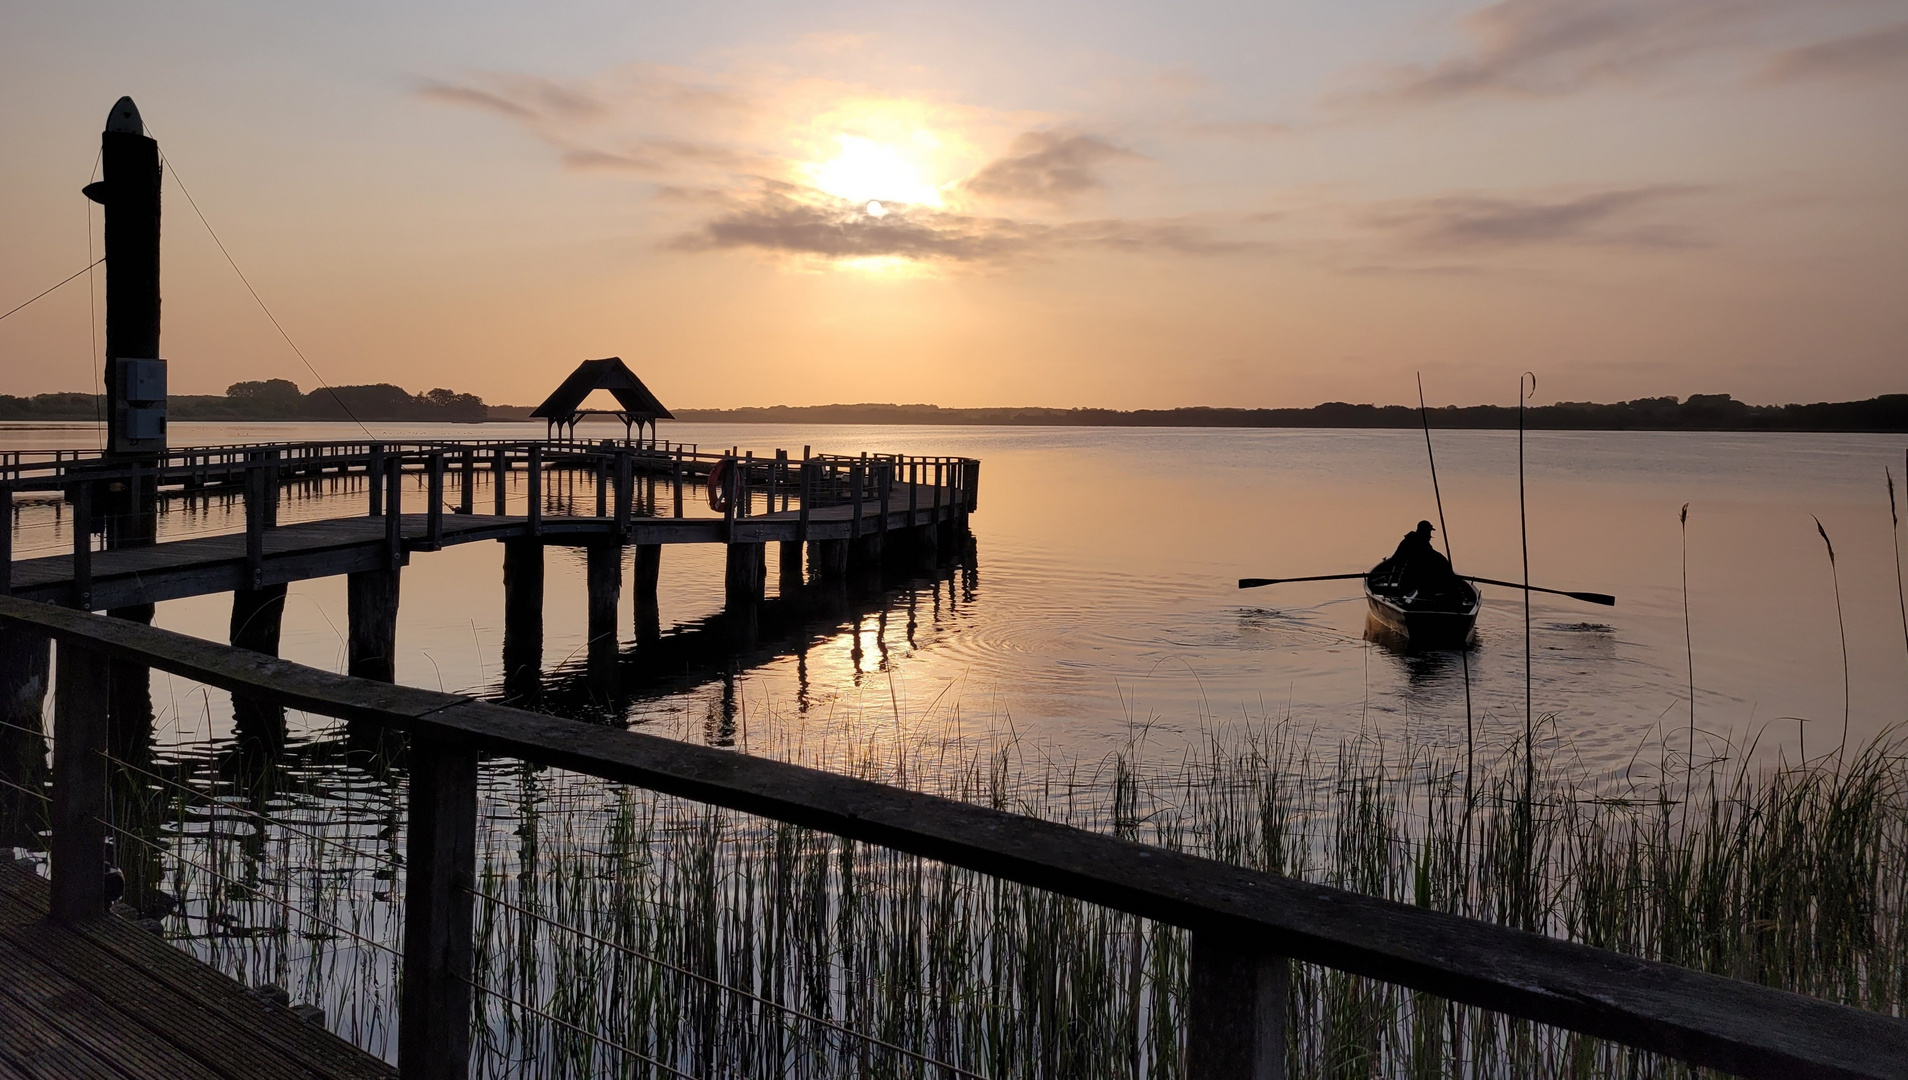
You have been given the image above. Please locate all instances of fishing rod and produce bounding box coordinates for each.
[1238,573,1614,606]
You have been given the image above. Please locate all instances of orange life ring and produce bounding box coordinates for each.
[706,457,733,512]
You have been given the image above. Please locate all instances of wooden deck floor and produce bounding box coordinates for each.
[10,484,958,609]
[0,862,394,1080]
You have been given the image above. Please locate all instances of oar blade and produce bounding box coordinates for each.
[1569,591,1617,606]
[1239,578,1275,589]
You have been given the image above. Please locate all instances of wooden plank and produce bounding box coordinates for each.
[0,938,227,1080]
[0,598,1901,1080]
[0,867,393,1080]
[0,985,128,1080]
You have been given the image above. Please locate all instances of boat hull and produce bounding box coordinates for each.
[1364,574,1479,650]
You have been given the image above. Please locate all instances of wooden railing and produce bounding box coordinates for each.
[0,595,1900,1080]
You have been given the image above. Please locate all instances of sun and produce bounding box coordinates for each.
[805,134,943,207]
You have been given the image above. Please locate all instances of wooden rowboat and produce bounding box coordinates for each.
[1364,561,1480,649]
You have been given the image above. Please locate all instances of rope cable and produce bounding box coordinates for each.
[152,145,373,438]
[0,259,104,325]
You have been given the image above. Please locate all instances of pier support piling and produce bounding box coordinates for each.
[399,739,478,1080]
[230,585,289,753]
[106,603,154,762]
[586,542,622,653]
[808,539,849,582]
[633,544,661,601]
[502,539,543,702]
[725,543,766,604]
[346,568,401,683]
[778,540,804,595]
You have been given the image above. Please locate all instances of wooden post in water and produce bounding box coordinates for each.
[460,449,475,515]
[50,642,109,921]
[526,445,542,536]
[426,452,445,549]
[398,740,478,1080]
[586,542,622,653]
[229,583,288,753]
[492,448,508,517]
[725,542,766,605]
[369,443,386,516]
[501,539,543,703]
[347,568,401,682]
[633,543,661,601]
[1187,934,1288,1080]
[385,453,404,568]
[779,540,804,593]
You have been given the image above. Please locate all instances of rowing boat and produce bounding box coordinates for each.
[1364,561,1480,649]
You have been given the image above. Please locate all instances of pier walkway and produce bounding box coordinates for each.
[0,862,393,1080]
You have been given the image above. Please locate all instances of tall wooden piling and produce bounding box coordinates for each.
[586,542,622,652]
[633,543,661,600]
[1187,935,1288,1080]
[230,584,289,752]
[346,569,401,682]
[725,543,765,604]
[778,540,804,593]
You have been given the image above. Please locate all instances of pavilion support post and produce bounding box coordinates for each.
[725,542,765,605]
[230,584,288,754]
[50,641,109,922]
[633,543,661,601]
[347,568,401,683]
[398,738,478,1080]
[1187,933,1288,1080]
[501,539,543,703]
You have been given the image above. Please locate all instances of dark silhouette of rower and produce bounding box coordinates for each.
[1385,520,1460,597]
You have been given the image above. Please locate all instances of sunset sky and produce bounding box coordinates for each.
[2,0,1904,409]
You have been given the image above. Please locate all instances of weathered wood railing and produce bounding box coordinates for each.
[0,595,1901,1080]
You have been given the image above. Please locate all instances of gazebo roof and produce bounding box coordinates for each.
[531,357,673,421]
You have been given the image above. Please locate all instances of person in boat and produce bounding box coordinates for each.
[1383,520,1461,597]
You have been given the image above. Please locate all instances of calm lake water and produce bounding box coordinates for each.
[6,419,1905,774]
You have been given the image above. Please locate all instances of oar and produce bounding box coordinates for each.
[1238,573,1367,589]
[1461,576,1615,606]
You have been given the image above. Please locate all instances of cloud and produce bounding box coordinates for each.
[960,131,1140,206]
[1761,21,1908,83]
[1365,186,1705,248]
[560,141,756,174]
[417,77,607,122]
[1345,0,1763,104]
[673,181,1270,262]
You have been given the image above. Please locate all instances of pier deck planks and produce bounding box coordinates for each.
[9,484,957,609]
[0,862,395,1080]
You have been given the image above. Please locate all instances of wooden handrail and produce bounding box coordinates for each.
[0,593,1900,1080]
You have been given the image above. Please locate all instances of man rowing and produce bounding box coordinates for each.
[1381,520,1461,598]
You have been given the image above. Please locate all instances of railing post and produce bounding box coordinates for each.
[1187,933,1288,1080]
[427,452,445,550]
[797,459,812,543]
[265,448,281,528]
[50,640,109,922]
[908,459,919,527]
[386,453,404,567]
[526,445,542,537]
[398,738,479,1080]
[850,464,864,540]
[722,457,738,541]
[672,448,683,518]
[614,451,632,537]
[368,442,385,516]
[71,480,92,610]
[492,448,508,517]
[878,462,890,536]
[459,449,475,516]
[1,483,12,597]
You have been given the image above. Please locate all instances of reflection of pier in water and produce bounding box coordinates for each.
[512,540,980,739]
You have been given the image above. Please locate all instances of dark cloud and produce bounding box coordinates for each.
[1367,187,1704,248]
[671,183,1269,262]
[1761,21,1908,83]
[1345,0,1760,104]
[961,131,1140,205]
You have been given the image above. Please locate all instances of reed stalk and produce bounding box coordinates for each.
[1814,515,1852,763]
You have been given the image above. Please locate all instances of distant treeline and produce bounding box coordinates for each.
[673,394,1908,431]
[0,379,489,423]
[3,384,1903,431]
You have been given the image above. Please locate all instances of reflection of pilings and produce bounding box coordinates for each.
[0,627,50,847]
[229,585,288,755]
[502,539,543,705]
[105,603,154,764]
[347,568,401,682]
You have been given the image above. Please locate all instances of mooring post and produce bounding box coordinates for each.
[70,480,92,609]
[50,641,109,922]
[398,738,478,1080]
[1187,933,1288,1080]
[369,442,385,516]
[501,539,543,703]
[347,568,401,682]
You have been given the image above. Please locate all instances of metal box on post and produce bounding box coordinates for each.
[114,357,167,453]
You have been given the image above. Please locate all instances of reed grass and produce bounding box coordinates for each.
[98,710,1908,1080]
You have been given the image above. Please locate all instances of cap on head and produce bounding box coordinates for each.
[1417,520,1434,534]
[105,97,143,135]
